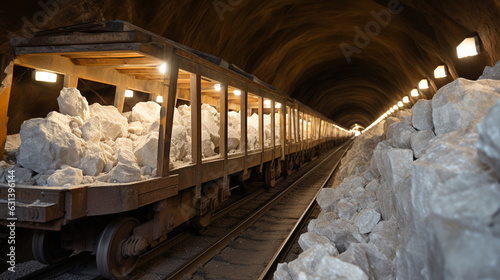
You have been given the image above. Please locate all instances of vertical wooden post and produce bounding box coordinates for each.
[258,95,264,172]
[280,99,286,160]
[0,62,13,156]
[157,49,179,178]
[220,83,229,189]
[271,100,275,148]
[0,55,7,82]
[63,74,78,88]
[241,90,248,175]
[190,73,202,198]
[114,86,126,113]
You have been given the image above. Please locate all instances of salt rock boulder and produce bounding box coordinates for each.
[477,100,500,177]
[313,256,368,280]
[228,126,240,152]
[81,116,102,143]
[79,143,106,176]
[355,209,380,234]
[89,103,128,140]
[18,112,83,173]
[134,132,159,169]
[170,125,188,161]
[108,162,141,183]
[432,78,500,136]
[47,166,83,186]
[387,121,416,149]
[410,129,435,159]
[4,133,21,160]
[287,243,338,280]
[412,99,433,131]
[299,232,335,252]
[5,165,33,184]
[131,101,161,124]
[57,87,90,121]
[479,60,500,80]
[202,130,216,158]
[410,125,499,280]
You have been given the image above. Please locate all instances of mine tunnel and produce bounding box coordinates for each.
[0,1,499,279]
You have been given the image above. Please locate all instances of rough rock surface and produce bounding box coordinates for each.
[131,101,161,124]
[479,60,500,80]
[477,99,500,177]
[47,166,83,186]
[411,99,433,131]
[134,132,159,169]
[410,129,435,159]
[274,65,500,280]
[57,87,90,121]
[432,78,500,136]
[18,112,83,173]
[89,103,128,140]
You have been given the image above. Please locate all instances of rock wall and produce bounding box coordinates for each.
[275,63,500,280]
[1,88,281,186]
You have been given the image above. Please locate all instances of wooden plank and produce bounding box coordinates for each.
[258,96,264,171]
[14,54,165,94]
[63,74,79,88]
[191,72,202,198]
[10,31,151,47]
[13,43,143,56]
[221,83,229,189]
[114,85,126,113]
[161,51,179,177]
[73,57,161,67]
[0,62,13,156]
[241,90,248,175]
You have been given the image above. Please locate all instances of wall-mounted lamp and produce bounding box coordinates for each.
[390,108,395,113]
[434,65,447,78]
[419,79,429,90]
[411,89,419,97]
[35,70,57,83]
[125,89,134,98]
[393,105,399,110]
[156,96,163,103]
[398,101,404,107]
[403,96,410,103]
[457,36,480,59]
[233,89,241,96]
[214,84,221,91]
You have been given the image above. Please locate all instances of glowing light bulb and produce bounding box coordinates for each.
[403,96,410,103]
[434,65,447,78]
[457,37,479,59]
[156,96,163,103]
[419,79,429,90]
[393,105,399,110]
[159,63,167,74]
[214,84,221,91]
[411,89,419,97]
[390,108,395,113]
[233,89,241,96]
[125,89,134,98]
[35,71,57,83]
[398,101,404,107]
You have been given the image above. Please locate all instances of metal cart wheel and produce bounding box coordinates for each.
[32,229,73,264]
[96,217,140,279]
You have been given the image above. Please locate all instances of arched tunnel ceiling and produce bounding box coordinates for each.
[1,0,500,128]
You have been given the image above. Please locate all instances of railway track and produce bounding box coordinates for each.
[10,142,351,280]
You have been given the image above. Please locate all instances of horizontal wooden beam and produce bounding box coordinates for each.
[72,57,161,67]
[10,31,151,47]
[14,54,165,94]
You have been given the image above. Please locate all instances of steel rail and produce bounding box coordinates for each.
[165,142,351,280]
